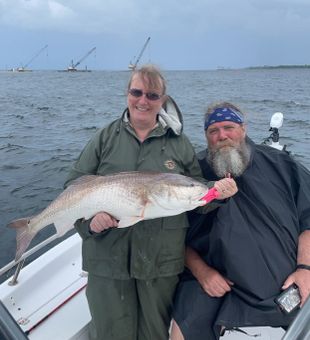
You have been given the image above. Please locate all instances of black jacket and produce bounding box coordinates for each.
[184,137,310,327]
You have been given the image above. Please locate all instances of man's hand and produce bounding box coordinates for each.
[197,265,234,297]
[90,212,118,233]
[282,269,310,307]
[214,177,238,200]
[186,247,234,297]
[284,230,310,306]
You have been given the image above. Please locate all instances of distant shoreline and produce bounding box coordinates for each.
[245,64,310,70]
[1,65,310,72]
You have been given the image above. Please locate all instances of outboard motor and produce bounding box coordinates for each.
[262,112,288,152]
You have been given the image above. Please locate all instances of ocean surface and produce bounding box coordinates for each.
[0,68,310,278]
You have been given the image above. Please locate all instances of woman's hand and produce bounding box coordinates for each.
[90,212,119,233]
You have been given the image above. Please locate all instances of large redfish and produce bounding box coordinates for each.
[8,172,214,260]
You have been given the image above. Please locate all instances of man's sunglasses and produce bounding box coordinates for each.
[128,88,163,101]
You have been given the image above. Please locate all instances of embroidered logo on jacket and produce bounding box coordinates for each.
[164,160,176,170]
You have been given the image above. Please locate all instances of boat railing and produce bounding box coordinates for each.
[0,234,59,284]
[282,296,310,339]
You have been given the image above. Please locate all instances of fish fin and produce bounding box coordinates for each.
[8,218,36,261]
[118,217,144,228]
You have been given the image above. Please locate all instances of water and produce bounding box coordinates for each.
[1,68,310,276]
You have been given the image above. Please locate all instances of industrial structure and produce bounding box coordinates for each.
[66,47,96,72]
[128,37,150,70]
[12,44,48,72]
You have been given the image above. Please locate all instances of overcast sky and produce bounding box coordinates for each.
[0,0,309,70]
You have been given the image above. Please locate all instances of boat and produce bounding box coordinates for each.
[1,233,309,340]
[63,47,96,72]
[128,37,150,71]
[0,113,309,340]
[10,45,48,72]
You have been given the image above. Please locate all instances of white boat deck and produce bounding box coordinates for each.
[0,234,90,340]
[0,234,293,340]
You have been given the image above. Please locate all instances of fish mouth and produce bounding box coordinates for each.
[194,192,209,206]
[198,194,207,200]
[199,190,210,199]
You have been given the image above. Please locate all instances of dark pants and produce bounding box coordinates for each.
[86,274,178,340]
[173,280,222,340]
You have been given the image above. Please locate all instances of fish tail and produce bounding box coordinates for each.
[8,218,36,261]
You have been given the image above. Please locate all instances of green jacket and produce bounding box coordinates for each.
[65,100,208,280]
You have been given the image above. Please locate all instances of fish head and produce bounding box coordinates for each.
[150,174,209,212]
[171,179,209,208]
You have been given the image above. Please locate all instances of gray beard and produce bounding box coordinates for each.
[207,141,251,178]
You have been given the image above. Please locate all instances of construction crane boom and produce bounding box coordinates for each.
[16,44,48,71]
[68,47,96,71]
[128,37,150,70]
[23,44,48,69]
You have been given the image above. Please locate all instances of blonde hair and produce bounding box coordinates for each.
[127,64,166,95]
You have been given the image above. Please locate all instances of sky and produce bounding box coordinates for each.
[0,0,310,70]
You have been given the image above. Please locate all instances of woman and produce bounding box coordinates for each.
[65,65,236,340]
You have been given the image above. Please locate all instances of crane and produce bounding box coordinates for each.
[67,47,96,72]
[16,44,48,72]
[128,37,151,70]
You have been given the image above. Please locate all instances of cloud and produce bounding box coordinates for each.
[1,0,310,69]
[0,0,137,34]
[1,0,310,38]
[0,0,75,30]
[48,1,75,20]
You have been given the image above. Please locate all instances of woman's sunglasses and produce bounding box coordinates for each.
[128,88,163,101]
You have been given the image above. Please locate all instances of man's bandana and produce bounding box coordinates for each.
[204,107,244,130]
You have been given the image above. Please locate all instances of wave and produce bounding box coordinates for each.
[249,98,310,108]
[73,126,98,132]
[0,143,29,151]
[1,164,21,170]
[282,101,310,109]
[286,119,310,128]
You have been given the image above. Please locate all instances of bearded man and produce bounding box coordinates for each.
[170,102,310,340]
